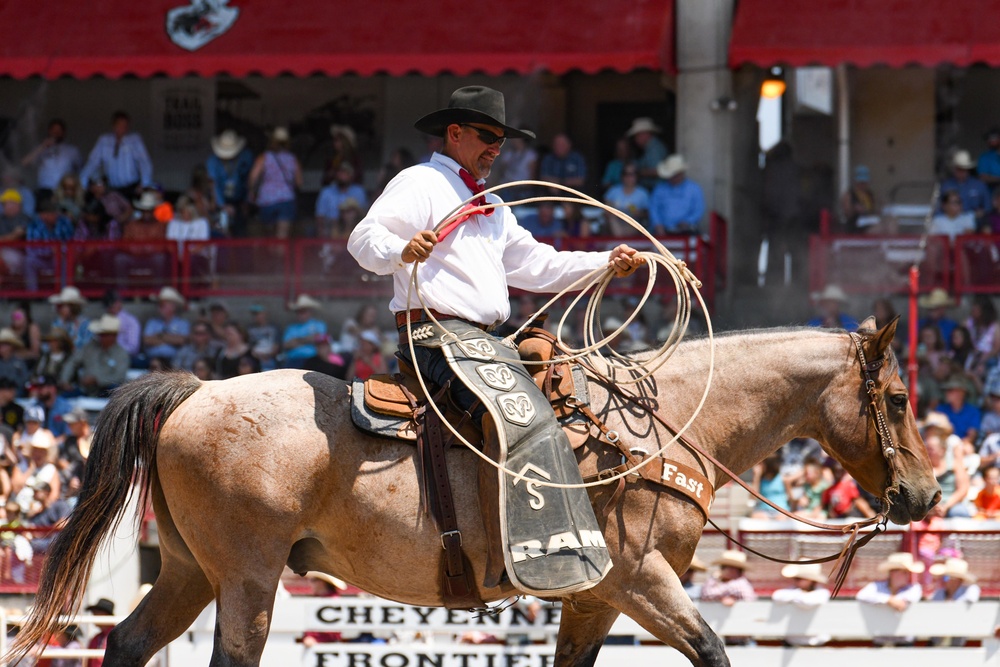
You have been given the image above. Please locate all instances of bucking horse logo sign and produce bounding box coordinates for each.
[166,0,239,51]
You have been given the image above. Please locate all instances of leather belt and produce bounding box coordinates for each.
[395,309,491,331]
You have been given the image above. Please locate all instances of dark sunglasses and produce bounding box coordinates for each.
[461,124,505,146]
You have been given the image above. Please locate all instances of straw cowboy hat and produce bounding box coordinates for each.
[288,294,321,311]
[921,411,954,434]
[952,150,975,170]
[48,285,87,305]
[304,571,347,591]
[211,130,246,160]
[687,555,707,572]
[929,557,977,583]
[152,286,186,306]
[781,561,829,585]
[810,284,849,303]
[29,430,55,451]
[271,126,290,143]
[657,154,688,179]
[712,549,748,570]
[413,86,536,140]
[877,552,925,574]
[88,314,121,335]
[329,124,357,147]
[918,288,955,309]
[0,328,24,348]
[626,117,662,137]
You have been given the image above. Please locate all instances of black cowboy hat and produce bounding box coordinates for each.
[85,598,115,615]
[413,86,535,140]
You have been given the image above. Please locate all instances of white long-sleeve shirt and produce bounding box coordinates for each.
[348,153,607,327]
[772,586,831,646]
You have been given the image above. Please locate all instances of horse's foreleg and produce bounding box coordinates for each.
[553,591,620,667]
[597,555,728,667]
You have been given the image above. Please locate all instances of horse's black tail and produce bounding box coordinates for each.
[5,371,202,664]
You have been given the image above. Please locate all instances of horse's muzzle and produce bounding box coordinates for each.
[887,483,942,525]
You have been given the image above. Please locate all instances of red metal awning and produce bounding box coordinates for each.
[730,0,1000,68]
[0,1,674,79]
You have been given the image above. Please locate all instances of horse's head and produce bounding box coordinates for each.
[821,317,940,524]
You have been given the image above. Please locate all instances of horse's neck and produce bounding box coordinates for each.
[643,329,846,476]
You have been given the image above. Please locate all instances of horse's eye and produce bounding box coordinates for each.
[890,394,908,408]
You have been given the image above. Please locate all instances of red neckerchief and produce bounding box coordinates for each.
[458,169,494,216]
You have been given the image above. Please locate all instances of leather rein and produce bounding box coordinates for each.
[568,330,901,594]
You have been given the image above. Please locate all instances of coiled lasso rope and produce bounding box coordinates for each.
[403,179,715,489]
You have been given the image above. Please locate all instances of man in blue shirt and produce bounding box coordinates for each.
[24,198,74,291]
[627,117,668,191]
[938,378,982,443]
[648,154,705,235]
[539,134,587,194]
[141,287,191,366]
[282,295,327,367]
[20,119,81,198]
[941,150,990,219]
[80,111,154,198]
[315,163,368,238]
[207,129,254,237]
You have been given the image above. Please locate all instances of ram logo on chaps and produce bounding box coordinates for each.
[476,363,517,391]
[497,391,535,426]
[166,0,239,51]
[461,339,496,361]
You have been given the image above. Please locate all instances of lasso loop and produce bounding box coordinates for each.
[404,180,715,489]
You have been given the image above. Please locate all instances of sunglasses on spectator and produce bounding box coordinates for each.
[461,124,505,147]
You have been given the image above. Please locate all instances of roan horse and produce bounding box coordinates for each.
[8,318,939,667]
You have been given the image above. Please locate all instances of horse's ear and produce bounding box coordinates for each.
[865,315,900,358]
[858,316,877,331]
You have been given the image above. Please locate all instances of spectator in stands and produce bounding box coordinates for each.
[539,133,587,194]
[324,125,363,187]
[0,189,29,280]
[925,432,972,518]
[604,163,650,236]
[174,321,222,373]
[207,129,255,238]
[838,164,879,233]
[701,550,757,607]
[79,176,129,241]
[315,163,368,239]
[0,500,25,583]
[191,357,214,381]
[25,376,71,438]
[821,459,863,519]
[57,407,90,494]
[249,126,302,240]
[20,118,82,199]
[648,155,705,235]
[247,304,281,372]
[967,295,1000,371]
[517,201,565,239]
[917,322,948,370]
[8,304,41,370]
[186,164,218,225]
[627,118,668,191]
[54,173,86,220]
[13,425,60,513]
[947,326,977,374]
[0,329,29,395]
[749,453,790,518]
[346,331,387,382]
[787,457,832,519]
[214,321,251,380]
[931,190,976,241]
[79,110,153,198]
[601,138,633,191]
[807,284,859,330]
[490,135,538,203]
[927,557,980,647]
[283,295,327,367]
[166,195,211,255]
[856,552,923,646]
[24,197,74,291]
[336,303,381,361]
[142,287,191,367]
[37,327,73,385]
[101,290,140,360]
[51,624,84,667]
[48,286,91,352]
[974,465,1000,518]
[60,315,129,397]
[941,151,990,220]
[772,561,831,647]
[301,334,346,380]
[0,378,24,433]
[83,597,116,666]
[976,127,1000,188]
[2,168,36,217]
[937,377,981,444]
[25,479,71,555]
[980,379,1000,441]
[201,302,228,343]
[680,555,706,600]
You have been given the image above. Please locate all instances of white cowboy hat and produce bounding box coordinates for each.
[48,285,87,305]
[271,126,290,143]
[88,314,121,335]
[921,411,954,435]
[132,190,162,212]
[29,430,55,450]
[810,284,849,303]
[877,552,925,574]
[0,328,24,348]
[329,124,357,147]
[288,294,321,311]
[712,549,748,570]
[918,288,956,309]
[626,117,662,137]
[952,150,975,170]
[304,571,347,591]
[211,130,246,160]
[152,286,186,306]
[687,555,707,572]
[657,154,688,180]
[781,561,829,585]
[929,557,977,583]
